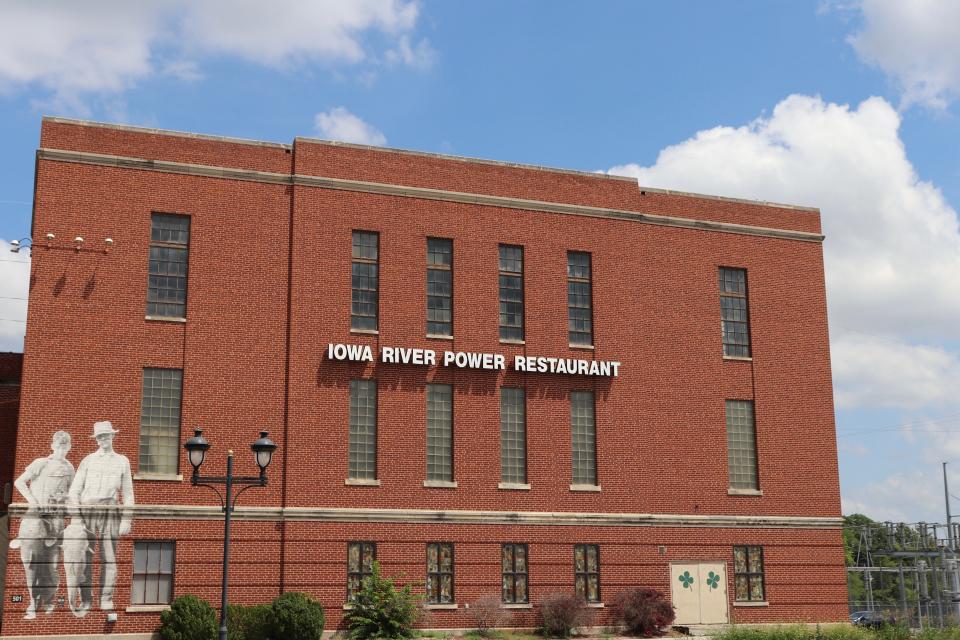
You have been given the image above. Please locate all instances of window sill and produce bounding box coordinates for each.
[585,602,605,609]
[342,604,355,611]
[569,343,594,350]
[723,355,753,362]
[345,478,381,486]
[126,604,171,613]
[350,329,379,335]
[145,315,186,323]
[728,488,763,496]
[426,334,454,340]
[733,601,769,607]
[570,484,601,492]
[499,339,525,345]
[498,482,531,490]
[501,603,533,609]
[423,480,458,489]
[133,473,183,482]
[424,603,458,610]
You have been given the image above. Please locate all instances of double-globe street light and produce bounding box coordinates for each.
[184,429,278,640]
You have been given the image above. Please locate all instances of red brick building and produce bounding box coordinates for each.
[1,117,845,638]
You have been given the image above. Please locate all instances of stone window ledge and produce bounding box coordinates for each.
[345,478,381,487]
[126,604,171,613]
[723,355,753,362]
[728,487,763,496]
[134,473,183,482]
[498,482,531,490]
[145,315,186,323]
[733,601,769,607]
[570,484,602,492]
[501,603,533,609]
[585,602,605,608]
[423,480,458,489]
[423,603,458,610]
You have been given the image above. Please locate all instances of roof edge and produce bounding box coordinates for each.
[41,118,821,213]
[42,116,292,150]
[294,136,638,183]
[636,185,820,214]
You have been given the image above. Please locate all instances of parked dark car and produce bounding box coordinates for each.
[850,611,896,627]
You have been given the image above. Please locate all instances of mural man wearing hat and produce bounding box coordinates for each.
[66,421,135,614]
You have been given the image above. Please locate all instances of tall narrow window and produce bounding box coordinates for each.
[574,544,600,603]
[147,213,190,319]
[567,252,593,346]
[426,384,453,482]
[719,267,751,357]
[347,542,377,602]
[571,391,597,486]
[500,388,527,484]
[132,541,175,605]
[502,544,529,604]
[499,245,524,341]
[733,545,765,602]
[352,231,379,331]
[349,380,377,480]
[138,368,183,475]
[726,400,758,490]
[427,238,453,337]
[426,543,454,604]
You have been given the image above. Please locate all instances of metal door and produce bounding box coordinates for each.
[670,561,729,624]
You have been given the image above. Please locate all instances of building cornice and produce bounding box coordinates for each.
[37,148,825,244]
[7,503,841,529]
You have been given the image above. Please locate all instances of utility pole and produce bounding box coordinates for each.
[945,463,954,550]
[943,462,960,618]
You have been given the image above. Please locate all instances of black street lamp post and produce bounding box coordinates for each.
[184,429,278,640]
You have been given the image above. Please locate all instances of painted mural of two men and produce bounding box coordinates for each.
[12,421,135,619]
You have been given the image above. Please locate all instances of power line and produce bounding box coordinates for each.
[837,411,960,437]
[0,318,25,323]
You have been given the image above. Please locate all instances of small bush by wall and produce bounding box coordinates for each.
[539,593,593,638]
[468,594,513,636]
[344,562,421,640]
[611,587,675,636]
[268,592,326,640]
[160,595,218,640]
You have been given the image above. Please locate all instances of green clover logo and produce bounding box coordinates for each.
[679,571,694,590]
[706,571,720,590]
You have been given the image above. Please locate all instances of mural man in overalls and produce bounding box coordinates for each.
[11,430,75,619]
[66,421,135,614]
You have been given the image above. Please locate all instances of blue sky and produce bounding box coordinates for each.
[1,0,959,523]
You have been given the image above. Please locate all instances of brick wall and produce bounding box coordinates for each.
[0,353,22,510]
[0,119,844,636]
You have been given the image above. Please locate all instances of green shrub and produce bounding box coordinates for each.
[268,592,326,640]
[160,595,218,640]
[714,625,880,640]
[611,587,675,636]
[538,592,593,638]
[227,604,271,640]
[344,562,421,640]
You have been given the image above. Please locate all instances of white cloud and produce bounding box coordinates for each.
[832,335,960,409]
[842,470,943,522]
[0,240,30,352]
[385,35,436,70]
[179,0,419,67]
[608,94,960,410]
[0,0,428,111]
[315,107,387,146]
[846,0,960,108]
